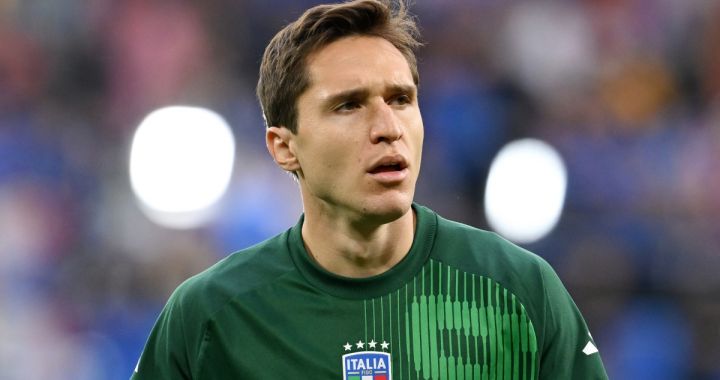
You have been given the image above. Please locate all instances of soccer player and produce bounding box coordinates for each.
[132,1,609,379]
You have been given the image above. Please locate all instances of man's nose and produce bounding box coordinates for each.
[369,102,403,144]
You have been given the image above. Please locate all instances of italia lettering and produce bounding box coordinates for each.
[346,357,387,370]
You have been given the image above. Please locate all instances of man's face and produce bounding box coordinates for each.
[291,35,424,222]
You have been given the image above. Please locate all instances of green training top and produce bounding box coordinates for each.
[132,204,608,379]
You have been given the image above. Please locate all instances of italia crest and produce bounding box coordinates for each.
[342,339,391,380]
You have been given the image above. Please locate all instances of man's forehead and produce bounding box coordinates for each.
[306,35,403,63]
[304,36,415,95]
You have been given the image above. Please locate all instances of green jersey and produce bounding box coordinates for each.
[132,204,607,379]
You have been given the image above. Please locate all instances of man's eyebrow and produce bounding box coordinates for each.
[386,84,417,97]
[322,88,370,108]
[321,84,417,108]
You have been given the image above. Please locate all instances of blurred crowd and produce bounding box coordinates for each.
[1,0,719,379]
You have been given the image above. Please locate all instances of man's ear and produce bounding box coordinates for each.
[266,126,300,172]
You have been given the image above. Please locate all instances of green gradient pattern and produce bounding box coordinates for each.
[362,259,538,379]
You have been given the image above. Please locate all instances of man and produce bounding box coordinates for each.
[132,1,608,379]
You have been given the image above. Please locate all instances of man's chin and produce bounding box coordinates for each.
[359,196,413,224]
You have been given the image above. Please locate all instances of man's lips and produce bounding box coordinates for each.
[367,154,409,174]
[367,154,409,184]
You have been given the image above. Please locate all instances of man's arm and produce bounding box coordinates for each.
[537,261,609,380]
[131,286,198,380]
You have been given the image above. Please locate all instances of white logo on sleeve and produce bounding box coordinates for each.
[582,332,599,355]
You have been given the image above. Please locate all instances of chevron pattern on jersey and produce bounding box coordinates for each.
[361,259,538,380]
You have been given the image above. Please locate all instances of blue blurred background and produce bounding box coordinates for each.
[1,0,719,379]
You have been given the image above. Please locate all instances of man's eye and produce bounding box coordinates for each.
[390,94,412,106]
[335,102,360,112]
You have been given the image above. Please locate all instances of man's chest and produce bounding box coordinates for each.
[195,271,539,379]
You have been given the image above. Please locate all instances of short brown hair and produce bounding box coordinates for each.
[257,0,421,133]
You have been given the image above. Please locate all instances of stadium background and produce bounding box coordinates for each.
[1,0,719,378]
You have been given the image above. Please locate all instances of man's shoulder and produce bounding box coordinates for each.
[431,210,551,280]
[169,229,297,315]
[429,209,558,318]
[434,212,542,257]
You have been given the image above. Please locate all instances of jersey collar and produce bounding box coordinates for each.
[287,203,437,299]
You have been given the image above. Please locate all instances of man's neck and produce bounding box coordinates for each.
[300,205,416,278]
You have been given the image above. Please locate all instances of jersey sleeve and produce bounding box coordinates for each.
[130,282,204,380]
[537,260,608,380]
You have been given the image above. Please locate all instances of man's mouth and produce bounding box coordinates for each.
[368,155,409,174]
[369,163,405,174]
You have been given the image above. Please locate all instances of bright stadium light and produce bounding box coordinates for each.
[129,106,235,229]
[484,138,567,244]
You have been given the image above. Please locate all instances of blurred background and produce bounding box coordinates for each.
[1,0,719,378]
